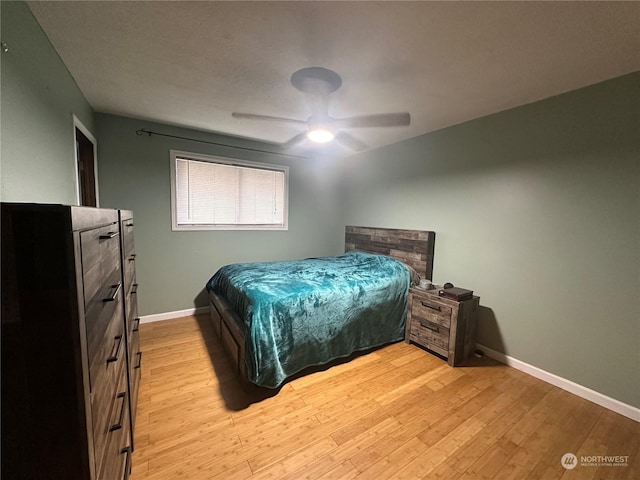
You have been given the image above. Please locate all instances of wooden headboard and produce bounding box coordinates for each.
[345,225,435,280]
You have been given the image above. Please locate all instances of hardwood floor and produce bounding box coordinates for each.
[130,315,638,479]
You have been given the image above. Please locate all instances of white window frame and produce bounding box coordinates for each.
[169,150,289,231]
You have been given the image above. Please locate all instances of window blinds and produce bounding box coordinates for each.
[175,157,285,227]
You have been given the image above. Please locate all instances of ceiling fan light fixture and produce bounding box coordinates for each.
[307,127,334,143]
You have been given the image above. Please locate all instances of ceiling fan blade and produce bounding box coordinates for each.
[232,112,307,125]
[280,132,308,149]
[334,131,368,151]
[332,112,410,129]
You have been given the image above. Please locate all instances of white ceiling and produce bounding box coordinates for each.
[28,1,639,158]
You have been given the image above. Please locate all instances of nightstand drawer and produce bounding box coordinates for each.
[410,319,449,356]
[411,297,452,329]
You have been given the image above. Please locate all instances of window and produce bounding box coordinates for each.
[170,150,288,231]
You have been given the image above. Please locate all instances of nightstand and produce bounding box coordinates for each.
[405,287,480,366]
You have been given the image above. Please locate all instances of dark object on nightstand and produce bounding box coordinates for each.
[439,286,473,301]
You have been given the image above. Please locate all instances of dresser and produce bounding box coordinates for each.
[119,210,142,441]
[405,287,479,366]
[1,204,140,480]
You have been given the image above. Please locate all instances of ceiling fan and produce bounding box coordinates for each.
[232,67,410,151]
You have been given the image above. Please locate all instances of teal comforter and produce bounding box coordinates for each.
[206,251,410,388]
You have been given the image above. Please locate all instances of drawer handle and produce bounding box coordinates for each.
[132,283,138,295]
[99,231,118,239]
[134,351,142,369]
[132,317,140,332]
[128,254,136,262]
[421,301,441,312]
[103,283,122,302]
[109,392,127,432]
[419,321,440,333]
[121,447,131,480]
[107,334,123,363]
[126,222,134,227]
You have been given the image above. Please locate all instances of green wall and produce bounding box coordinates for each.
[95,114,344,317]
[1,1,95,204]
[340,73,640,407]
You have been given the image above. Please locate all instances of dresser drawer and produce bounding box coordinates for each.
[89,326,125,407]
[410,319,449,357]
[411,296,452,329]
[92,350,128,471]
[82,225,121,307]
[100,444,130,480]
[127,299,139,343]
[100,445,130,480]
[87,290,125,384]
[128,330,142,426]
[86,277,122,368]
[128,305,140,341]
[96,368,131,480]
[121,219,135,258]
[83,260,121,312]
[81,223,120,274]
[123,253,136,292]
[126,282,138,321]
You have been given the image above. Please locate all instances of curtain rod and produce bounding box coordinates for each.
[135,128,306,160]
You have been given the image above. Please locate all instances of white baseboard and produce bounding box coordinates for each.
[139,306,209,324]
[476,343,639,422]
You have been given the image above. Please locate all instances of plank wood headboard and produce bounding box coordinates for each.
[344,225,435,280]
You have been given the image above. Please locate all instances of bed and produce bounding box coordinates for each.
[206,226,435,388]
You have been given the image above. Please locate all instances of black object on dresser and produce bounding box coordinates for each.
[405,286,479,366]
[1,203,141,480]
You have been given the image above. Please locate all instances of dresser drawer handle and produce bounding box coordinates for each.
[419,321,440,333]
[99,231,118,239]
[128,254,136,262]
[106,334,123,363]
[420,301,441,312]
[103,283,122,302]
[132,283,138,295]
[126,222,134,227]
[109,392,127,432]
[134,351,142,369]
[120,447,131,480]
[132,317,140,332]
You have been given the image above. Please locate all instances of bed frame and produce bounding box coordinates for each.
[208,226,435,386]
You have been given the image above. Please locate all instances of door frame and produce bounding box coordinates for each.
[72,114,99,207]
